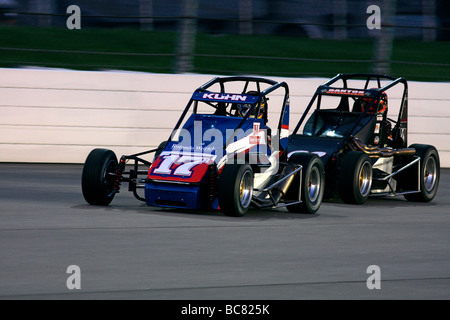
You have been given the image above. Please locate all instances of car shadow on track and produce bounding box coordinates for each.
[71,201,320,222]
[72,195,441,223]
[158,208,321,222]
[328,196,440,208]
[72,189,444,222]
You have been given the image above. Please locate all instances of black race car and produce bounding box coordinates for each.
[287,73,440,204]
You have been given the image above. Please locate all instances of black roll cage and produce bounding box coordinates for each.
[292,73,409,151]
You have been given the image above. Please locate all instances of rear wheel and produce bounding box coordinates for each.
[404,144,440,202]
[339,151,373,204]
[218,164,254,217]
[82,149,118,206]
[286,153,325,214]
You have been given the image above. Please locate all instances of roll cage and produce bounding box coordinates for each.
[170,76,290,146]
[292,73,409,150]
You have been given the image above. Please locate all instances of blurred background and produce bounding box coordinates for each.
[0,1,449,165]
[0,0,448,81]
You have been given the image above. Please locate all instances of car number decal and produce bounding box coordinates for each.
[149,152,216,182]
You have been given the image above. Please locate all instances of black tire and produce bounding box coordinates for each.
[286,153,325,214]
[404,144,440,202]
[218,164,254,217]
[339,151,373,204]
[82,148,118,206]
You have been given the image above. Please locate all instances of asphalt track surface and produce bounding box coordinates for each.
[0,163,449,300]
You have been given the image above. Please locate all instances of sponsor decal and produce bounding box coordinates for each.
[202,93,248,101]
[326,88,365,96]
[250,122,261,144]
[375,123,380,134]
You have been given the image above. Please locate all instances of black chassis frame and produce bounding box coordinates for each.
[288,73,422,199]
[109,76,295,207]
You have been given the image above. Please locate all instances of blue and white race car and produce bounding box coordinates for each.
[82,77,325,216]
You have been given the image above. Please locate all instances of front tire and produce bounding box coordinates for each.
[339,151,373,204]
[82,148,118,206]
[404,144,440,202]
[218,164,254,217]
[286,153,325,214]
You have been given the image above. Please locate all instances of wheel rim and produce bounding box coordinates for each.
[358,161,372,197]
[308,166,321,202]
[239,170,253,208]
[424,156,437,192]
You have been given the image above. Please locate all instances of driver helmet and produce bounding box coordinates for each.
[236,103,252,117]
[360,91,388,114]
[237,91,267,119]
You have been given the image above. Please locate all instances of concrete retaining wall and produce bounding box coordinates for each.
[1,68,449,167]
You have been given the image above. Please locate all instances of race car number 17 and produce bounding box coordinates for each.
[153,154,213,177]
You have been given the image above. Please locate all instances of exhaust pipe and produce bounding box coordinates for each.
[351,137,415,157]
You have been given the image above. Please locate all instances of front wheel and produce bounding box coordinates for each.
[285,153,325,214]
[218,164,254,217]
[339,151,373,204]
[82,148,118,206]
[404,144,440,202]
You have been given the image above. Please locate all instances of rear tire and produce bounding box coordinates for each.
[404,144,440,202]
[286,153,325,214]
[339,151,373,204]
[218,164,254,217]
[82,149,118,206]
